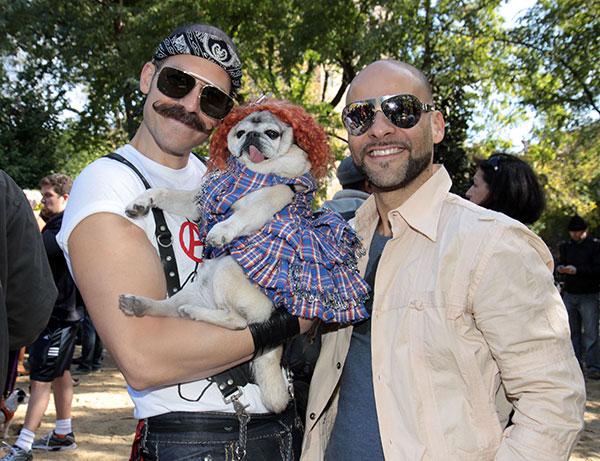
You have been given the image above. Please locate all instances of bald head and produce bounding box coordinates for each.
[347,60,433,105]
[343,59,445,194]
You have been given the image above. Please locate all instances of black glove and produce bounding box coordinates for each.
[248,310,301,358]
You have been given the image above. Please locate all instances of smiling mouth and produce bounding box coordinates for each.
[367,146,407,157]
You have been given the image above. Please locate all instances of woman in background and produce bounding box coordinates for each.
[466,152,545,225]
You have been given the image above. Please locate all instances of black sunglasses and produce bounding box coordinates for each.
[342,93,435,136]
[156,66,235,119]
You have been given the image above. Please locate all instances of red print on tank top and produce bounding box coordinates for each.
[179,221,204,263]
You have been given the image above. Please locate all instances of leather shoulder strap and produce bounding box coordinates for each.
[105,153,181,296]
[106,152,252,390]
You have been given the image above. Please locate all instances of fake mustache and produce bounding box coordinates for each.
[152,102,210,135]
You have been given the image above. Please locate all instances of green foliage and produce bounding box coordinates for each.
[509,0,599,129]
[529,121,600,249]
[503,0,600,248]
[0,83,61,188]
[0,0,506,159]
[0,0,596,247]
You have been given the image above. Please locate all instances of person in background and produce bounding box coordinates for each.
[0,170,56,460]
[289,156,371,420]
[466,152,545,225]
[71,292,103,375]
[323,155,370,221]
[558,215,600,380]
[2,174,80,461]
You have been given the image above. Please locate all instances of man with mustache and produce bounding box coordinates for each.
[302,60,585,460]
[56,24,308,460]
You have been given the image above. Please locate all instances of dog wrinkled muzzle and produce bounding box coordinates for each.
[243,133,266,163]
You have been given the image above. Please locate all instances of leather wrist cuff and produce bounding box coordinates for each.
[248,310,300,358]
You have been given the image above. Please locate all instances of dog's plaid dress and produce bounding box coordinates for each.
[196,159,369,324]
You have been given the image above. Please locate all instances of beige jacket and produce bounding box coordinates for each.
[302,166,585,460]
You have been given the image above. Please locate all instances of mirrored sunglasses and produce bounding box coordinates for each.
[156,66,235,119]
[342,93,435,136]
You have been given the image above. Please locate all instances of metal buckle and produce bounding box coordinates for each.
[223,387,244,406]
[156,232,173,248]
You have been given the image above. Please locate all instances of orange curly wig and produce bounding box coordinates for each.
[208,100,333,179]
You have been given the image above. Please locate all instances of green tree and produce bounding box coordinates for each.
[501,0,600,247]
[1,0,512,185]
[509,0,599,130]
[0,83,61,187]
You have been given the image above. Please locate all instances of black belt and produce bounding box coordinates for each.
[146,406,297,434]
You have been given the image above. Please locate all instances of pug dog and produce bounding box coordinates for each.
[120,110,312,413]
[120,103,369,414]
[125,111,309,245]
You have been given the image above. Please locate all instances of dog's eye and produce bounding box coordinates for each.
[236,130,246,139]
[265,130,280,139]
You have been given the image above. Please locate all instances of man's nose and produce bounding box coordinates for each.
[368,111,394,138]
[179,84,202,113]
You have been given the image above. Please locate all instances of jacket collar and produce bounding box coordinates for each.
[355,165,451,243]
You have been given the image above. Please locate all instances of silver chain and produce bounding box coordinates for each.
[230,394,251,461]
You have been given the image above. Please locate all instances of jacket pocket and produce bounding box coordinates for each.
[447,341,503,455]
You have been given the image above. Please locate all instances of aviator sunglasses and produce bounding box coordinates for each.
[342,93,435,136]
[156,66,235,119]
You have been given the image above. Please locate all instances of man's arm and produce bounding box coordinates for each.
[471,227,585,461]
[69,212,256,389]
[3,172,56,348]
[69,212,311,390]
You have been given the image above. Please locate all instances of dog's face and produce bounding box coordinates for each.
[227,111,294,169]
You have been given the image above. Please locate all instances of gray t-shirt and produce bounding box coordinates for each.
[325,230,391,461]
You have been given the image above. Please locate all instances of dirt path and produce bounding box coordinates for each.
[2,353,600,460]
[573,376,600,461]
[4,353,134,460]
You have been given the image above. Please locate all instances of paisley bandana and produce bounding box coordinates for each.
[153,24,242,93]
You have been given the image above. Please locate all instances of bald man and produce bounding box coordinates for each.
[301,60,585,461]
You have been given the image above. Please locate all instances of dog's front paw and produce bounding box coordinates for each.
[177,304,197,320]
[206,221,239,247]
[125,192,155,218]
[119,294,149,317]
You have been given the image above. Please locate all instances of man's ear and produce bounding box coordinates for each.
[431,110,445,144]
[139,62,156,95]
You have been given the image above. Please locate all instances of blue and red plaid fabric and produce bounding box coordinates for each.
[196,159,370,324]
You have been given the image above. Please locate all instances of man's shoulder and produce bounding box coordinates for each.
[442,195,554,271]
[586,237,600,251]
[443,193,524,232]
[0,169,23,200]
[73,154,150,199]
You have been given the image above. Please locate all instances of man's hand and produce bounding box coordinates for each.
[557,265,577,275]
